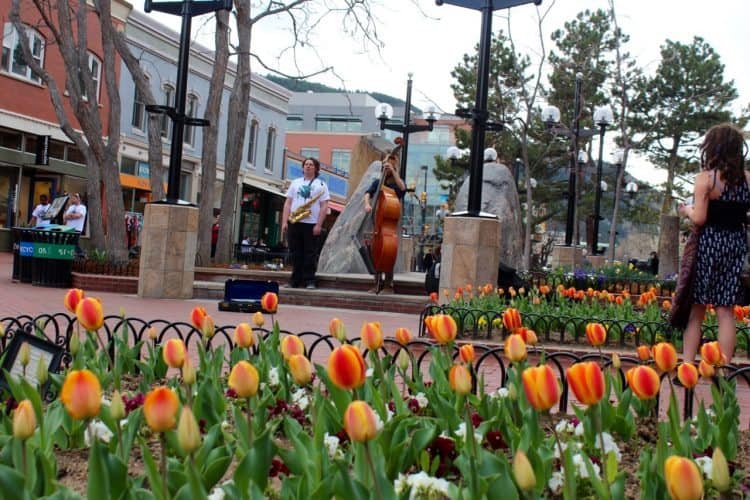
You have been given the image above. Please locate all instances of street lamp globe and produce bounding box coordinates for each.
[612,149,624,165]
[625,181,638,198]
[600,180,608,192]
[577,150,589,164]
[529,178,538,189]
[423,104,440,121]
[375,102,394,121]
[593,105,614,127]
[542,105,561,125]
[446,146,461,160]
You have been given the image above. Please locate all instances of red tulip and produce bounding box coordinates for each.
[60,369,102,420]
[458,344,476,364]
[585,322,606,347]
[429,292,438,303]
[394,327,412,345]
[280,335,305,361]
[288,354,313,386]
[676,363,698,389]
[449,364,472,395]
[516,327,538,346]
[260,292,278,313]
[627,365,661,400]
[13,400,36,440]
[566,362,605,406]
[700,341,722,366]
[143,386,179,432]
[522,364,561,411]
[190,306,208,330]
[343,400,379,443]
[228,361,260,398]
[360,322,383,351]
[653,343,678,373]
[63,288,85,314]
[504,334,527,363]
[76,297,103,331]
[664,456,704,500]
[502,307,522,332]
[327,344,366,390]
[424,314,458,344]
[162,338,186,369]
[636,345,651,361]
[234,323,255,349]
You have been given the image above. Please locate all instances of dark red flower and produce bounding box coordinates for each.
[470,412,483,428]
[225,388,238,399]
[484,430,507,450]
[269,457,289,478]
[407,398,420,413]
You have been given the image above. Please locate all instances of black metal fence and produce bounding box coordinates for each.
[525,271,677,297]
[1,313,748,422]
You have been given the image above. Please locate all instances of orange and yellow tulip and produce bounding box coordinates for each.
[343,400,379,443]
[288,354,313,386]
[360,321,383,351]
[516,327,538,346]
[458,344,475,364]
[698,360,715,379]
[190,306,208,330]
[504,334,527,363]
[700,341,722,366]
[228,361,260,398]
[162,338,186,369]
[502,307,522,333]
[522,364,561,411]
[201,314,215,339]
[63,288,85,314]
[585,322,606,347]
[636,345,651,361]
[327,344,366,390]
[626,365,661,400]
[252,311,264,327]
[676,363,698,389]
[652,342,678,373]
[664,456,704,500]
[394,327,412,345]
[234,323,255,349]
[144,386,179,433]
[566,361,605,406]
[260,292,278,313]
[449,364,472,395]
[76,297,103,331]
[12,399,36,440]
[424,314,458,344]
[512,449,536,492]
[329,317,346,341]
[60,369,102,420]
[280,334,305,361]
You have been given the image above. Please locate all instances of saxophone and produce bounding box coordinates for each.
[289,191,324,223]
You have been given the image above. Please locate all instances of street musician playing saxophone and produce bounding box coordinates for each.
[281,157,330,289]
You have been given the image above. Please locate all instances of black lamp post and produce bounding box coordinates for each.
[143,0,232,204]
[376,74,437,181]
[437,0,541,217]
[591,105,614,255]
[419,165,429,270]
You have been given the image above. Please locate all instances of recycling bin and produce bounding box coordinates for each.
[29,226,79,287]
[11,228,35,283]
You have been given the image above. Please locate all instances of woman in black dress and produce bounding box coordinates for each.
[678,123,750,366]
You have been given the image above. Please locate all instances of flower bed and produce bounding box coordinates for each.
[0,290,749,498]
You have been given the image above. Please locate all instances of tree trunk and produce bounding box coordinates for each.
[658,215,680,277]
[215,0,252,264]
[197,9,230,266]
[608,151,627,263]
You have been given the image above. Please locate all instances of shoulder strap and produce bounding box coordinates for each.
[711,169,718,190]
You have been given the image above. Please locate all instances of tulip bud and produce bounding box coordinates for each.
[36,355,48,386]
[508,383,517,401]
[394,327,411,345]
[396,349,410,371]
[234,323,255,349]
[190,306,208,330]
[502,307,522,333]
[288,354,313,386]
[424,314,458,344]
[611,353,621,369]
[12,400,36,440]
[177,406,201,454]
[280,335,305,361]
[698,360,715,379]
[228,361,260,398]
[327,344,367,391]
[627,366,661,400]
[636,345,651,361]
[252,311,264,328]
[76,297,104,331]
[449,364,472,395]
[664,456,703,500]
[459,344,476,364]
[19,342,30,368]
[143,386,179,433]
[260,292,278,313]
[201,315,215,340]
[182,358,196,386]
[343,401,379,443]
[504,334,527,363]
[0,322,5,338]
[360,322,383,351]
[162,338,186,369]
[677,363,699,389]
[110,390,126,421]
[69,333,80,356]
[329,318,346,342]
[652,342,678,373]
[522,364,561,411]
[147,326,158,341]
[711,447,731,492]
[700,341,722,366]
[60,369,102,420]
[63,288,85,314]
[512,449,536,492]
[585,322,607,347]
[566,362,605,406]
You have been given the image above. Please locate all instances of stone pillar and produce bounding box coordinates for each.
[550,245,585,269]
[587,255,607,269]
[138,204,198,299]
[438,216,500,302]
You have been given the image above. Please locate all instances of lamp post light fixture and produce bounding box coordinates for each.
[144,0,232,204]
[375,74,438,180]
[591,104,614,255]
[626,181,639,200]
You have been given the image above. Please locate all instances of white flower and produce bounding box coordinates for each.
[595,432,622,462]
[395,471,452,500]
[574,422,585,437]
[373,411,384,432]
[366,368,374,378]
[555,419,575,434]
[323,432,341,459]
[268,367,280,387]
[207,480,233,500]
[85,419,113,446]
[415,392,429,409]
[394,474,408,495]
[495,387,510,399]
[291,388,309,411]
[548,470,565,494]
[454,422,482,443]
[695,456,713,478]
[386,408,394,422]
[552,439,581,459]
[572,453,600,479]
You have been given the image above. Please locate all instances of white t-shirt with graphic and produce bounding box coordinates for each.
[31,203,51,227]
[64,204,87,232]
[285,177,330,224]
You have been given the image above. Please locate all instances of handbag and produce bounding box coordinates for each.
[669,227,700,330]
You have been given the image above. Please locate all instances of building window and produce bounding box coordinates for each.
[1,23,44,84]
[66,145,85,164]
[246,120,259,166]
[331,149,351,175]
[131,77,148,131]
[121,157,137,175]
[184,93,198,146]
[426,125,451,145]
[161,84,175,139]
[300,147,319,159]
[264,127,276,171]
[315,117,361,132]
[80,52,101,102]
[0,127,22,150]
[286,116,303,131]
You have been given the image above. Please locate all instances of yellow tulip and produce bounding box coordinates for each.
[12,400,36,440]
[177,406,201,454]
[512,449,536,492]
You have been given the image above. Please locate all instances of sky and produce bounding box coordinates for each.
[139,0,750,186]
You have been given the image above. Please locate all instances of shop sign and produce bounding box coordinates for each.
[19,242,34,257]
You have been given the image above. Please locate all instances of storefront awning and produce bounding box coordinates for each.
[245,180,285,198]
[328,200,346,212]
[120,173,151,191]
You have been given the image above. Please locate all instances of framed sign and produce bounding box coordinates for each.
[0,331,65,393]
[42,195,69,222]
